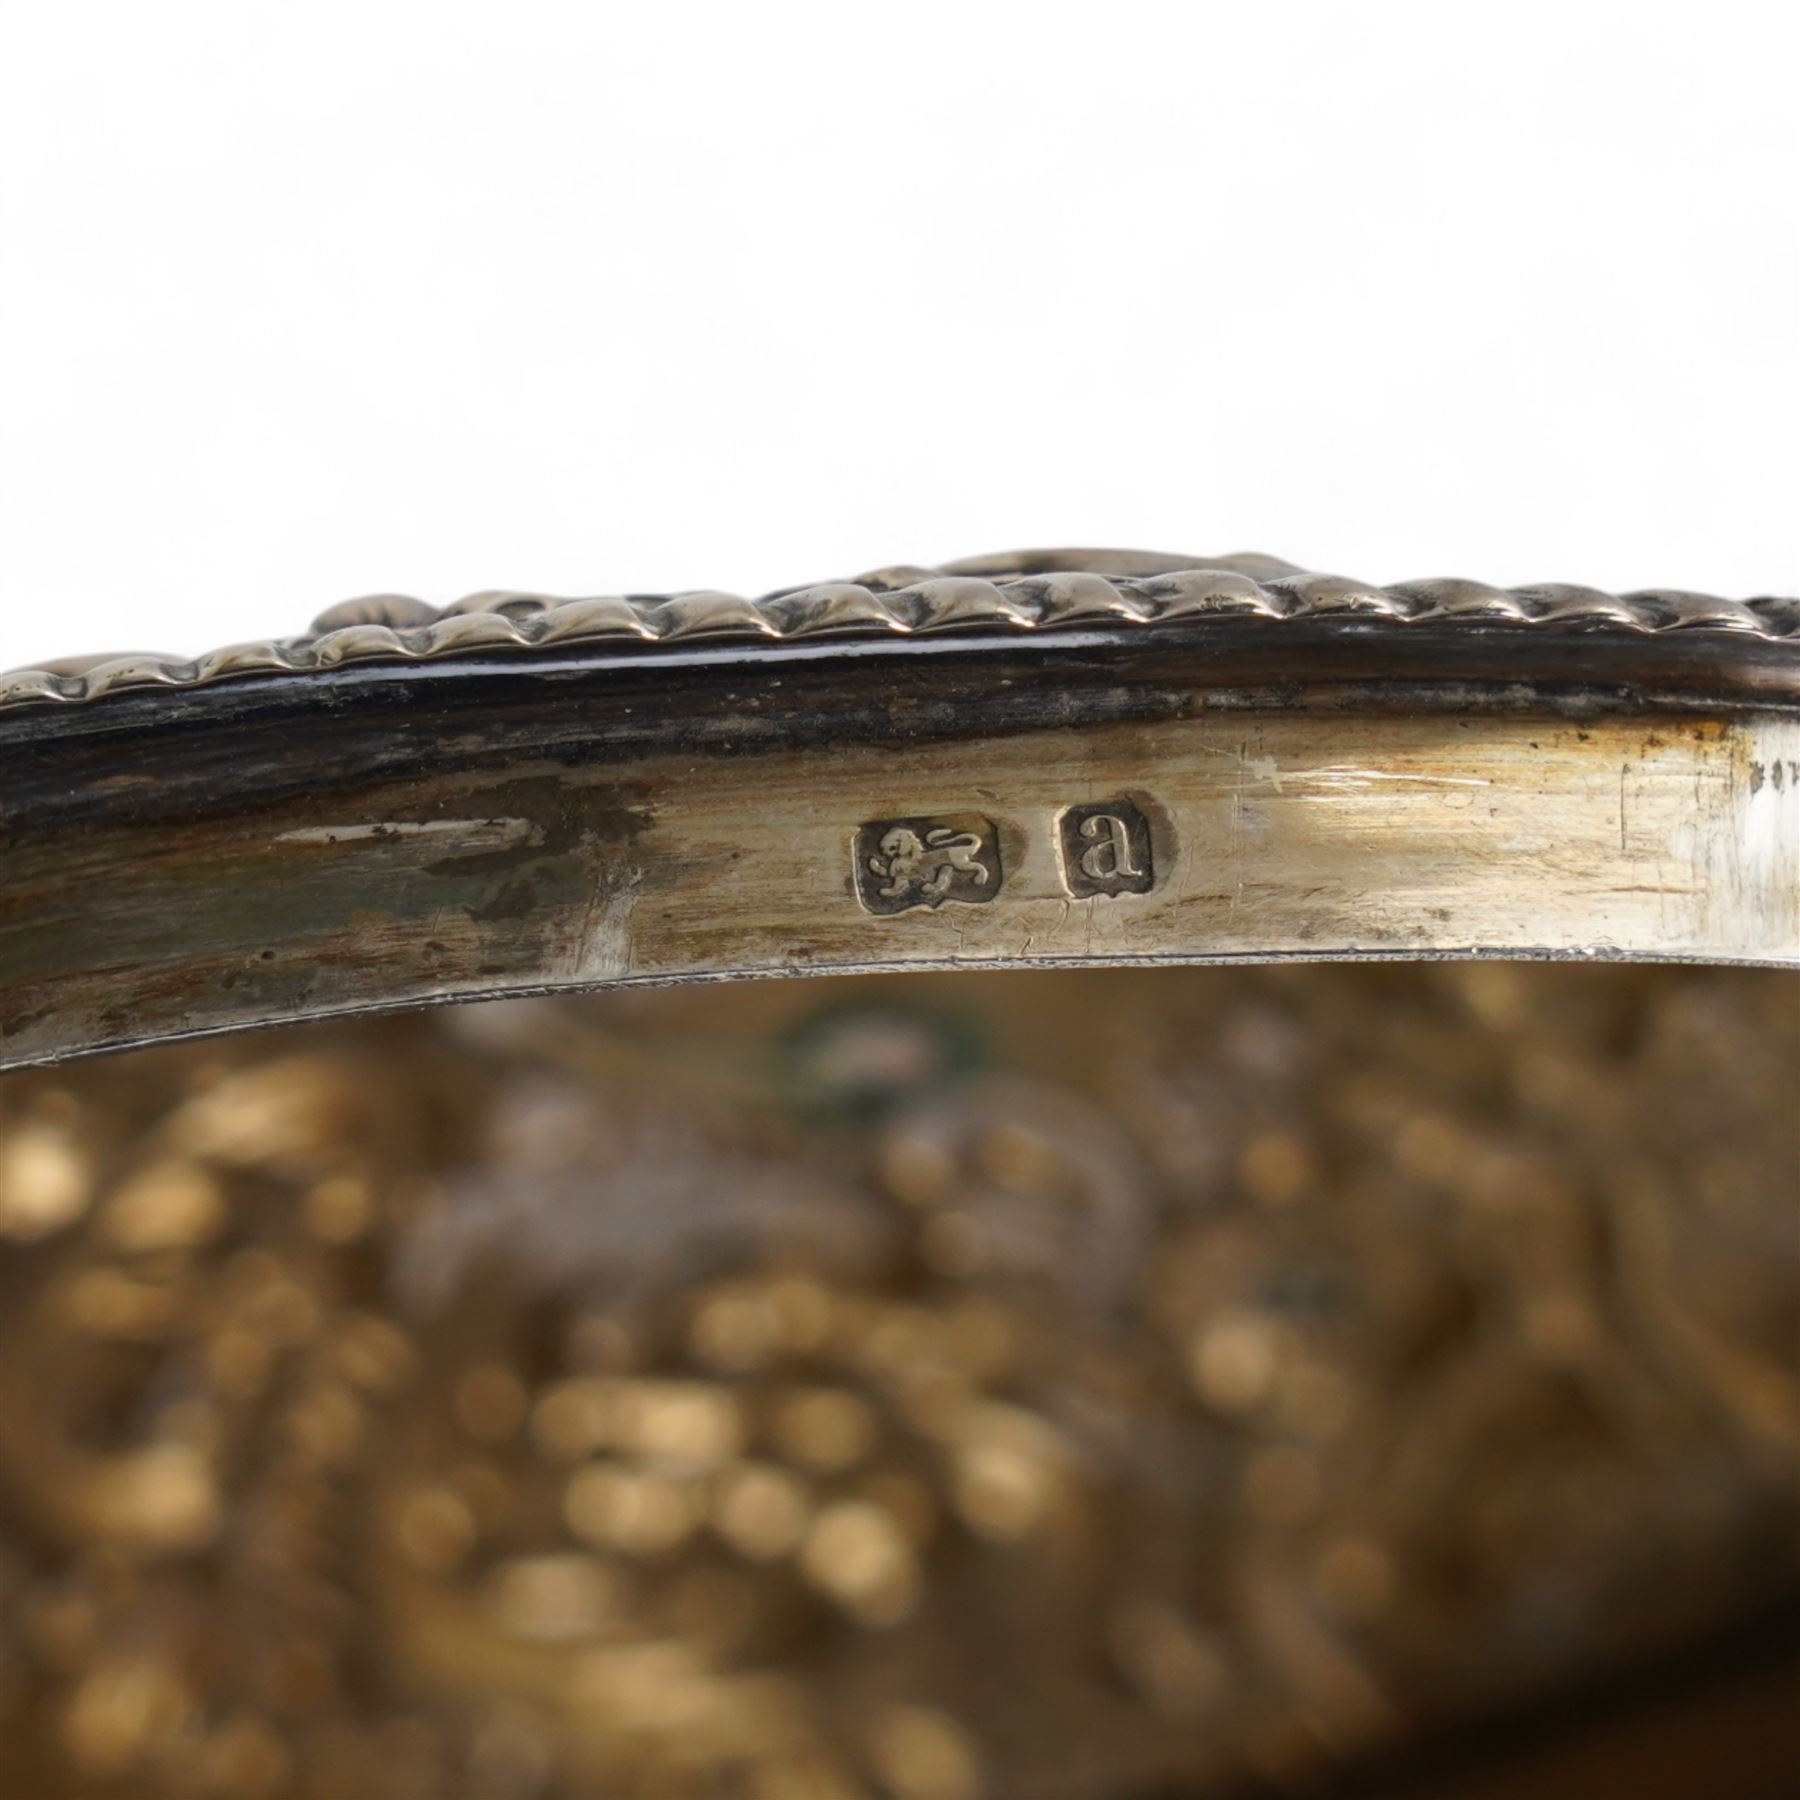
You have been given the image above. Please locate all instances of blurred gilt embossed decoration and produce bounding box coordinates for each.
[0,971,1795,1799]
[0,550,1795,1798]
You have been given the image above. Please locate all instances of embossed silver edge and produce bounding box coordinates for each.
[3,553,1795,712]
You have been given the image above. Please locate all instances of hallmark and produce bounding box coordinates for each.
[1058,799,1154,898]
[855,815,1001,915]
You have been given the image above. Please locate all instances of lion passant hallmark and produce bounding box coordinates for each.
[855,815,1001,914]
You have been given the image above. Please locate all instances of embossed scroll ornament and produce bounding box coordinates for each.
[0,548,1794,1068]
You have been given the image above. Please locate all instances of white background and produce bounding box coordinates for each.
[0,1,1793,669]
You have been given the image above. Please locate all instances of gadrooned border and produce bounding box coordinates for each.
[6,553,1796,711]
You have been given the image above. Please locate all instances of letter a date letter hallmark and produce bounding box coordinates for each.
[855,815,1001,915]
[1058,800,1155,898]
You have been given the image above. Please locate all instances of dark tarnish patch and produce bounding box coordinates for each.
[468,876,544,924]
[421,774,654,927]
[0,1002,53,1041]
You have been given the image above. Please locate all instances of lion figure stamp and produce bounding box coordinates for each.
[1057,799,1154,898]
[855,815,1001,914]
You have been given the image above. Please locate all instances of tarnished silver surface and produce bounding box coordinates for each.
[0,550,1794,1071]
